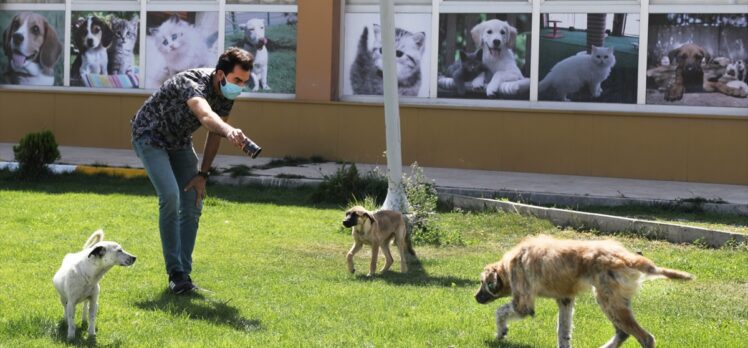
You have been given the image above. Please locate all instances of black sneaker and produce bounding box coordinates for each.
[169,271,195,294]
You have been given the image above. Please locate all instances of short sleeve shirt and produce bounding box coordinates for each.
[131,68,234,150]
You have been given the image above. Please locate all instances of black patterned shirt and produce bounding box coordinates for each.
[131,68,234,150]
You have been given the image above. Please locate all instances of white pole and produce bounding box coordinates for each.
[379,0,409,213]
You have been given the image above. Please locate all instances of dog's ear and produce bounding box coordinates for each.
[668,47,680,65]
[700,47,711,64]
[88,246,105,258]
[2,20,11,59]
[470,21,486,48]
[364,212,376,223]
[99,18,114,48]
[40,19,62,69]
[507,25,517,50]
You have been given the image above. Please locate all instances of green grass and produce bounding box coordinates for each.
[0,172,746,347]
[578,205,748,234]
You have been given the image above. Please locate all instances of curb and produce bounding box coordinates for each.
[440,193,747,248]
[0,161,146,178]
[437,186,748,217]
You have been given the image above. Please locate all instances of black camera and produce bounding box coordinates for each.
[242,138,262,159]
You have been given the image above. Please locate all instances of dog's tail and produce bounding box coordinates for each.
[635,258,693,281]
[83,229,104,249]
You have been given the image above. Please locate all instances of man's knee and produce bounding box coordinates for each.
[159,191,180,212]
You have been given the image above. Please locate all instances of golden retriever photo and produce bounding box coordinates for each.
[475,235,693,348]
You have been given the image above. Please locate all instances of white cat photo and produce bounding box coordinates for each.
[145,12,219,89]
[539,46,616,102]
[343,13,431,97]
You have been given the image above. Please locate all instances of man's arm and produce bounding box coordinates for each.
[187,96,245,147]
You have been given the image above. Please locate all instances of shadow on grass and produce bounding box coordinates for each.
[2,315,122,347]
[134,289,262,333]
[355,256,475,288]
[484,338,535,348]
[0,170,331,208]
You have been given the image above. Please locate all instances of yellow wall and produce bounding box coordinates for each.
[1,90,746,185]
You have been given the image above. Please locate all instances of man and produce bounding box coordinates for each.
[131,47,253,294]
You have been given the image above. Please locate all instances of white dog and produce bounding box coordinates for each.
[470,19,529,97]
[53,229,136,340]
[239,18,270,91]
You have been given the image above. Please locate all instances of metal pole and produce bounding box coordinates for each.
[379,0,409,212]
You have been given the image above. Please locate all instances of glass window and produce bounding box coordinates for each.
[437,13,533,100]
[70,12,140,88]
[342,12,432,97]
[646,13,748,108]
[651,0,747,4]
[225,11,297,93]
[144,11,219,89]
[538,13,640,104]
[346,0,431,5]
[0,10,65,86]
[0,1,64,3]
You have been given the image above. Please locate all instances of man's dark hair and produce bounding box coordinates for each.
[216,47,254,75]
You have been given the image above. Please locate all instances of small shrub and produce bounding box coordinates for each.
[13,130,60,180]
[403,162,463,246]
[223,164,253,178]
[310,164,387,204]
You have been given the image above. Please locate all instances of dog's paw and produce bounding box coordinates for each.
[495,327,508,340]
[366,272,374,277]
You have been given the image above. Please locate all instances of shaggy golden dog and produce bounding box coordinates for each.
[475,235,693,348]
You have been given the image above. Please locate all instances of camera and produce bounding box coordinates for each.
[242,138,262,159]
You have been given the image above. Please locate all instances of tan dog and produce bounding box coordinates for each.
[342,206,416,276]
[475,235,693,348]
[664,43,710,101]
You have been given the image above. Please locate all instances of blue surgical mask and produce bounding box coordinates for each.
[220,76,242,100]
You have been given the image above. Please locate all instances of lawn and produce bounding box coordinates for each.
[0,173,746,347]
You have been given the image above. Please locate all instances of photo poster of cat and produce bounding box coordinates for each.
[0,10,65,86]
[538,13,640,104]
[646,14,748,108]
[225,11,298,94]
[342,12,431,98]
[437,13,532,100]
[145,11,220,89]
[69,12,140,88]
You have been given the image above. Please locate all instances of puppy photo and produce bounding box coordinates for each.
[1,11,63,85]
[71,16,113,83]
[240,18,270,91]
[342,206,416,277]
[437,14,532,100]
[475,235,692,348]
[647,13,748,107]
[53,229,136,341]
[225,11,298,94]
[471,19,530,98]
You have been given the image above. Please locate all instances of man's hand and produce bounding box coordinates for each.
[226,128,246,148]
[184,175,207,208]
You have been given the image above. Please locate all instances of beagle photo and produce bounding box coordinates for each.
[1,11,63,86]
[71,15,113,85]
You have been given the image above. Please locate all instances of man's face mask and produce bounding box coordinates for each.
[220,76,243,100]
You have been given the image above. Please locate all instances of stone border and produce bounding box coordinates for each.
[441,193,747,248]
[438,187,748,217]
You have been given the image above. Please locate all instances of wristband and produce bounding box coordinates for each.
[197,171,210,179]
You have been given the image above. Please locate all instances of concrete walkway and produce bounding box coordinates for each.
[2,143,747,211]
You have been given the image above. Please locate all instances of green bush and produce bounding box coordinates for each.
[13,130,60,180]
[310,164,387,205]
[403,163,463,246]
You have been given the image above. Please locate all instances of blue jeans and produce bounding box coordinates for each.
[132,138,202,276]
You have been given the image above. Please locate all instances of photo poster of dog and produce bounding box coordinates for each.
[342,12,431,98]
[437,14,532,100]
[538,13,640,104]
[225,11,298,94]
[144,11,220,89]
[646,14,748,108]
[70,12,140,88]
[0,11,64,86]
